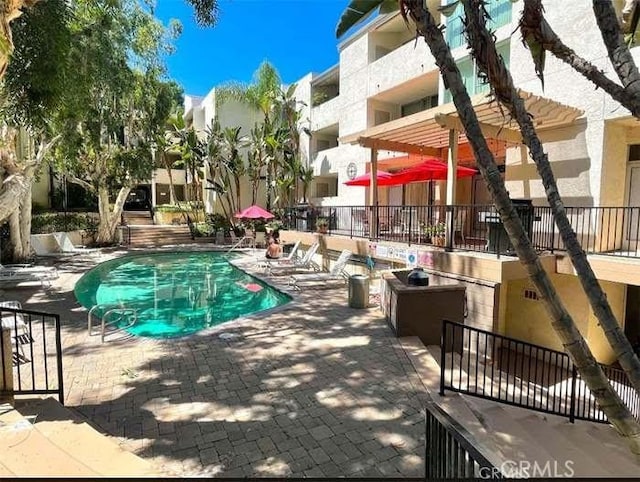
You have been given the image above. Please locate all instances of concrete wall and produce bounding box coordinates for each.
[504,274,626,364]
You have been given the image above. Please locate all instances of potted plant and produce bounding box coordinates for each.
[265,219,283,236]
[424,222,446,247]
[316,217,330,234]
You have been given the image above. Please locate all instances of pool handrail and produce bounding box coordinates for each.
[88,303,138,342]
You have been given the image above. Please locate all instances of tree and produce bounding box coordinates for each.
[53,0,177,245]
[337,0,640,452]
[219,61,282,209]
[0,0,70,260]
[0,0,219,83]
[459,0,640,414]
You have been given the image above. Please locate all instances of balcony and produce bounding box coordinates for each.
[282,204,640,261]
[311,95,341,132]
[445,0,512,51]
[368,39,437,95]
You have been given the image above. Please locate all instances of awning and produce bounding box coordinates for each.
[340,90,583,155]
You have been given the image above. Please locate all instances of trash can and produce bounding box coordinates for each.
[348,274,370,309]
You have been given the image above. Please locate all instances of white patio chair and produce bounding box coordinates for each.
[0,301,33,365]
[267,243,320,276]
[289,249,352,291]
[0,264,59,288]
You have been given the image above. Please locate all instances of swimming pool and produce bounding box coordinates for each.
[74,252,291,338]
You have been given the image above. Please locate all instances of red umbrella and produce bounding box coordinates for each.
[391,160,477,184]
[344,170,396,186]
[235,205,275,219]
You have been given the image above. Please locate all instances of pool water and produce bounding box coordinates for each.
[74,252,291,338]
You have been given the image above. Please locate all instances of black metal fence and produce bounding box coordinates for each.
[0,306,64,404]
[283,204,640,259]
[425,401,502,479]
[439,320,640,424]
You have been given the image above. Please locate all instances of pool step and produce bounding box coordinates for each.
[125,225,195,247]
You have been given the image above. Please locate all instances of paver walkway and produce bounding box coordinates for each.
[3,248,427,477]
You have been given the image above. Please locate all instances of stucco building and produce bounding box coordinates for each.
[284,0,640,364]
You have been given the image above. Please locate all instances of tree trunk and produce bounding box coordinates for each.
[9,183,32,262]
[401,0,640,452]
[464,0,640,402]
[0,135,58,224]
[166,162,176,205]
[592,0,640,97]
[521,0,640,117]
[18,183,32,259]
[95,185,131,245]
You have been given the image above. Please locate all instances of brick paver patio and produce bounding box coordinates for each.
[3,249,427,477]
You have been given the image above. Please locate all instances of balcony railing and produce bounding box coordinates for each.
[446,0,513,50]
[283,204,640,259]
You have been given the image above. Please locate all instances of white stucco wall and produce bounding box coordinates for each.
[507,0,640,208]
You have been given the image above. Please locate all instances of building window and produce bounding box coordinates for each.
[312,175,338,198]
[401,95,439,117]
[629,144,640,161]
[443,41,510,104]
[445,0,513,50]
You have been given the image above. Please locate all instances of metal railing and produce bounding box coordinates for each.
[439,320,640,424]
[425,401,502,479]
[0,306,64,404]
[283,204,640,259]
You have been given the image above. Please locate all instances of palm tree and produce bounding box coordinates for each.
[221,125,246,214]
[460,0,640,413]
[337,0,640,451]
[218,62,284,209]
[247,123,267,205]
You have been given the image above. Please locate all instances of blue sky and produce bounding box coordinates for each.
[156,0,351,97]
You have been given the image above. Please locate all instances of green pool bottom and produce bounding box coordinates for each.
[74,252,290,338]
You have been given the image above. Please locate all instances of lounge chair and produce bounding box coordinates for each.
[255,240,301,271]
[289,249,352,291]
[267,243,320,276]
[0,300,33,365]
[269,241,301,264]
[0,263,59,288]
[53,232,99,254]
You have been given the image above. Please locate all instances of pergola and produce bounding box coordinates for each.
[339,90,583,246]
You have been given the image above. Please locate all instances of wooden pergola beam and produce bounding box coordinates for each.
[434,113,523,144]
[355,137,442,157]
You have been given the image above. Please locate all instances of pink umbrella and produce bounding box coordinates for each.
[344,170,397,186]
[235,205,275,219]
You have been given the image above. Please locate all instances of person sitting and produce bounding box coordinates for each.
[265,237,282,259]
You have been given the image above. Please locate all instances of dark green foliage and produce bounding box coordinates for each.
[3,0,72,131]
[31,212,98,234]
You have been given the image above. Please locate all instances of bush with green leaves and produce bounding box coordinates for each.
[31,212,98,234]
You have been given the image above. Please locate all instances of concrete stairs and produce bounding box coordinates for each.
[401,337,640,478]
[122,210,154,226]
[0,398,159,476]
[125,225,195,247]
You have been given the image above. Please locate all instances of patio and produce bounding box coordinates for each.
[2,249,427,477]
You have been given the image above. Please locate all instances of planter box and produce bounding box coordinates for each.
[380,269,466,350]
[154,210,205,225]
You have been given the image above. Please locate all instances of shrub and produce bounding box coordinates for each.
[31,212,98,234]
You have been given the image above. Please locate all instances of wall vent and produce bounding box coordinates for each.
[523,289,539,301]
